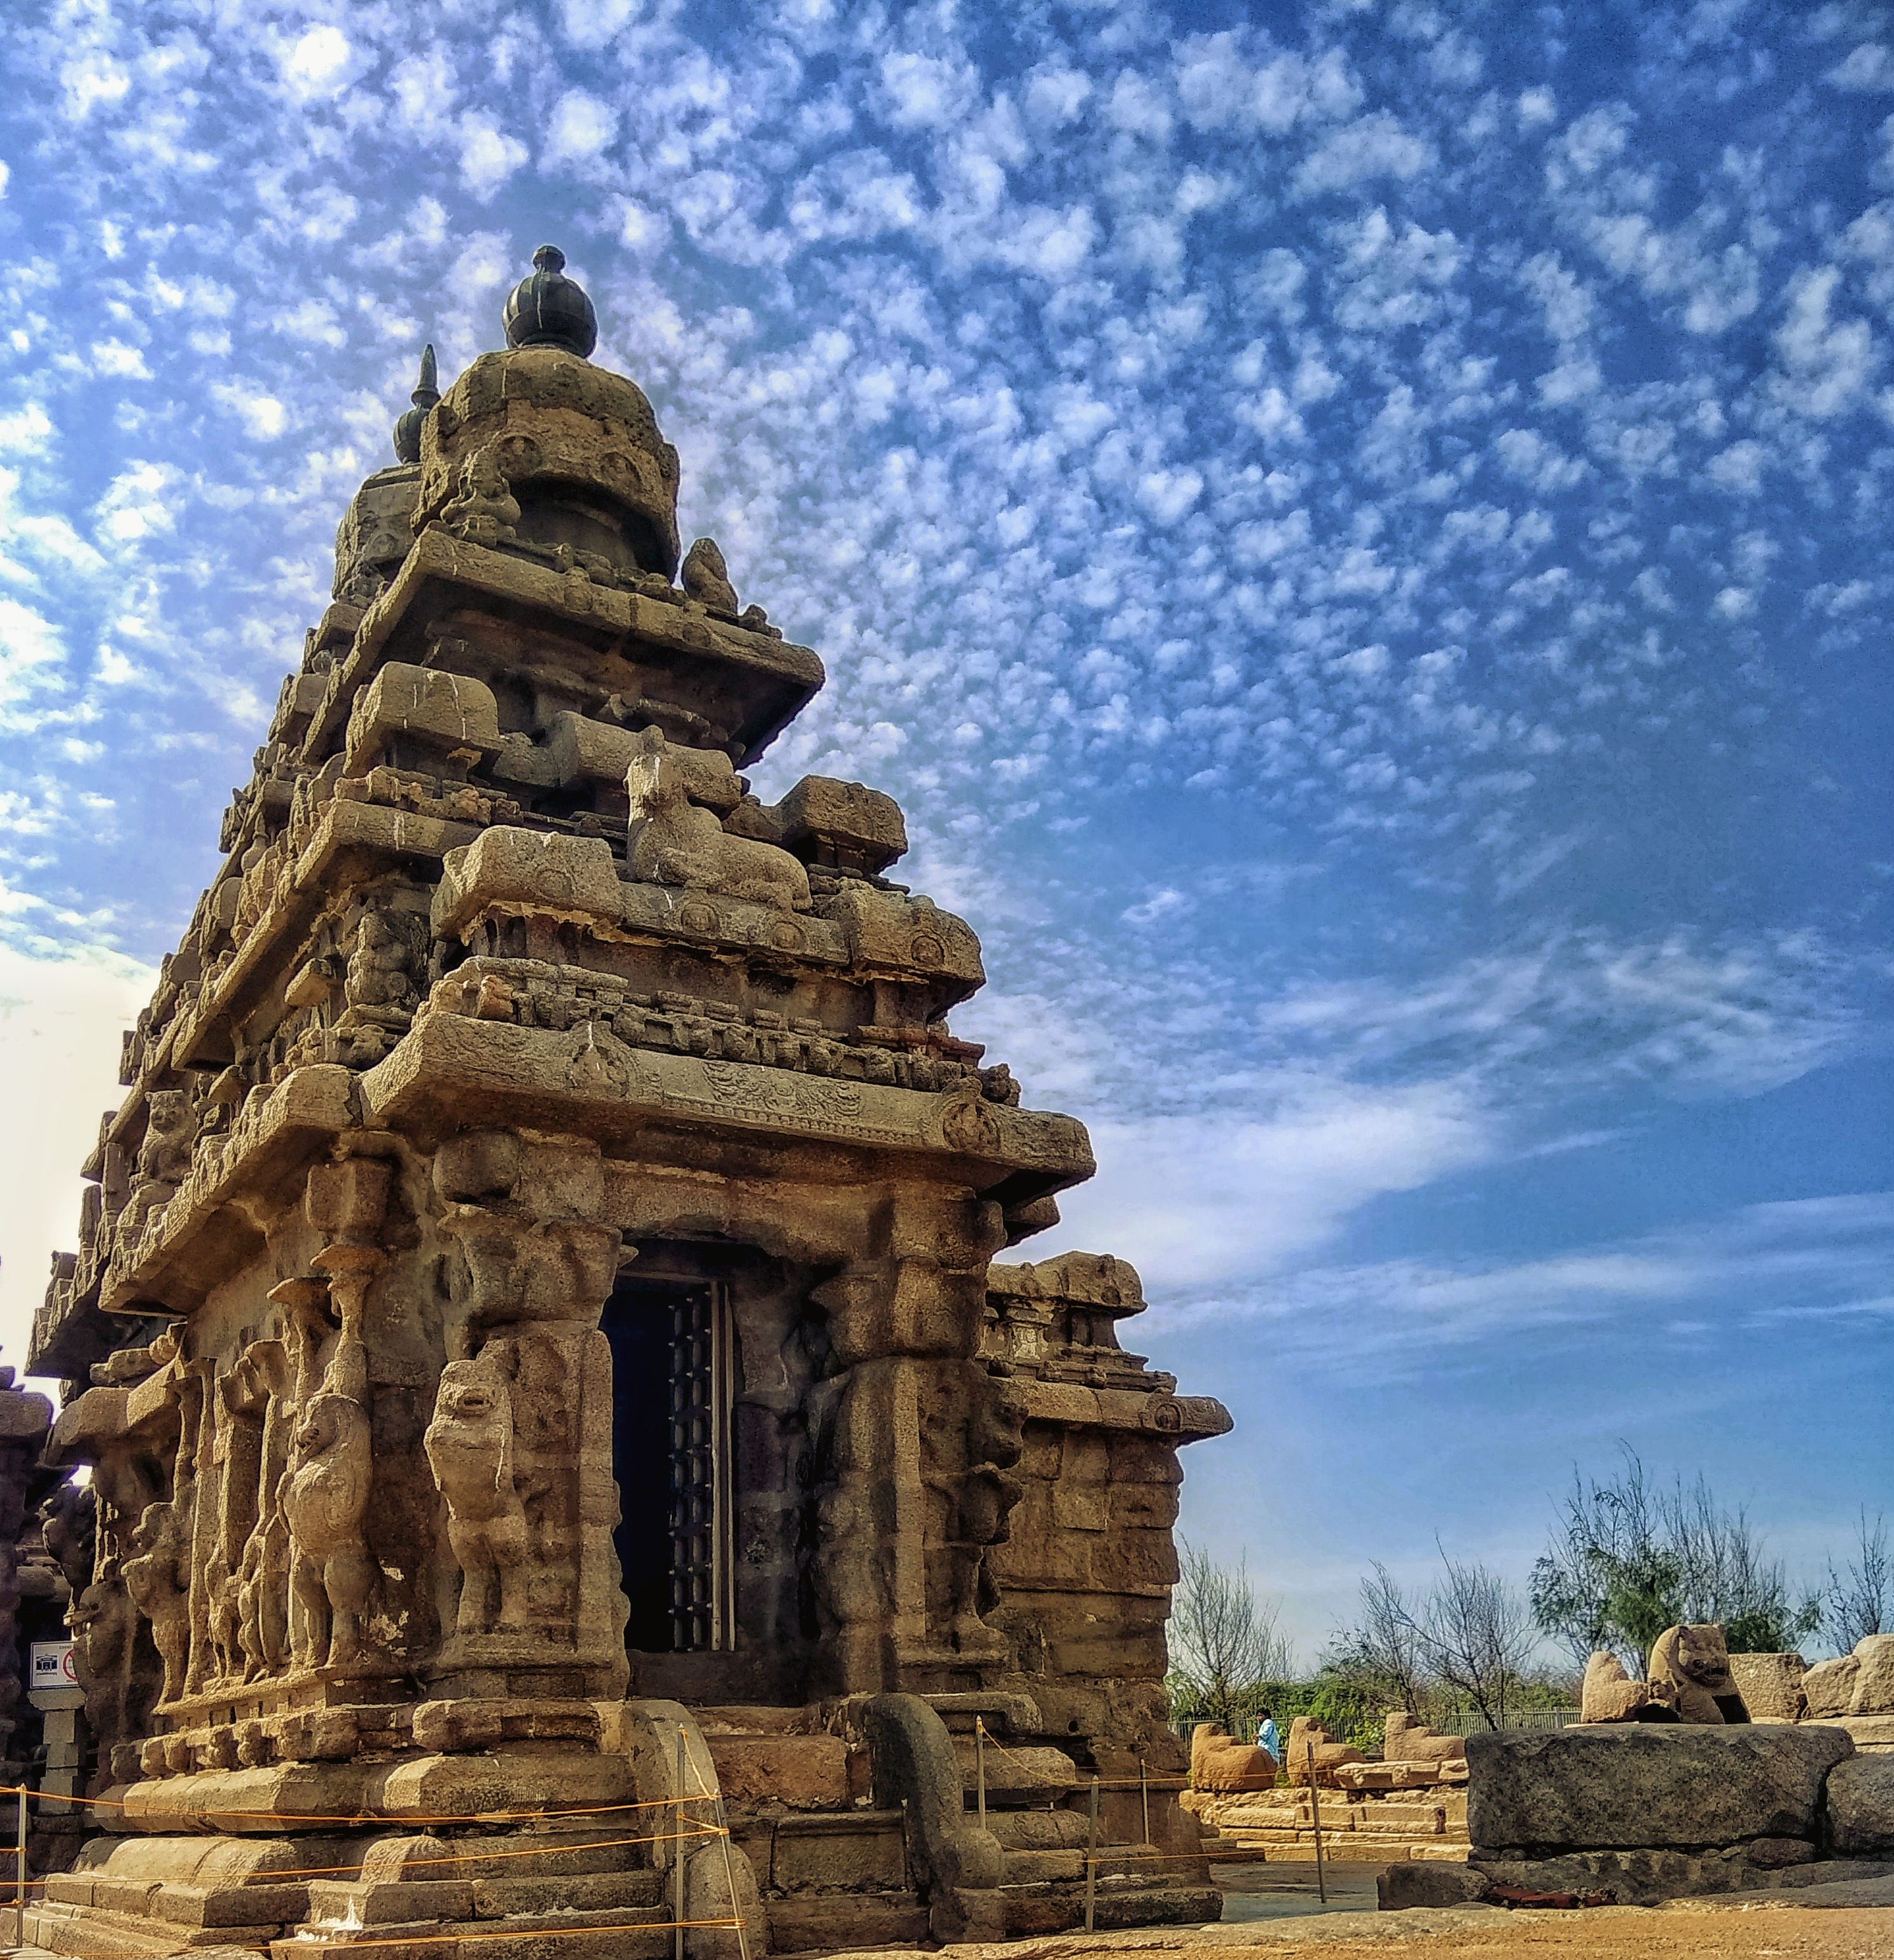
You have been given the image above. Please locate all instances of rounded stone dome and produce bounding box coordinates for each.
[502,246,598,359]
[416,345,682,578]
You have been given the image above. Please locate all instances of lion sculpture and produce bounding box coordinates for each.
[424,1352,530,1638]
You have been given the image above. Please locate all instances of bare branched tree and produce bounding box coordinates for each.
[1418,1548,1539,1732]
[1368,1548,1538,1732]
[1167,1540,1295,1732]
[1826,1510,1890,1651]
[1327,1564,1435,1720]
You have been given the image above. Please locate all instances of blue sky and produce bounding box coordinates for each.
[0,0,1889,1657]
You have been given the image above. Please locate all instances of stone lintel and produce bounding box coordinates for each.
[361,1013,1094,1199]
[1017,1379,1233,1443]
[116,1748,636,1835]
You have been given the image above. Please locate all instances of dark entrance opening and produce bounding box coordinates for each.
[605,1260,730,1654]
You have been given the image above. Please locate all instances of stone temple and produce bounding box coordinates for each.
[26,248,1232,1956]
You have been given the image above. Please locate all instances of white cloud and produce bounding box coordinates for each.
[459,115,529,200]
[1708,439,1766,492]
[1828,43,1894,90]
[1137,468,1202,525]
[0,597,64,711]
[93,462,179,544]
[1060,1082,1489,1288]
[1175,36,1360,134]
[1294,111,1434,196]
[1495,426,1587,492]
[1772,265,1877,417]
[278,25,352,99]
[0,943,153,1372]
[879,51,979,132]
[211,384,287,440]
[544,89,618,167]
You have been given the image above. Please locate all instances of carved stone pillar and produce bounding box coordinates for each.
[425,1130,626,1699]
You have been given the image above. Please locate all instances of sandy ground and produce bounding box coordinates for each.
[864,1870,1894,1960]
[879,1903,1894,1960]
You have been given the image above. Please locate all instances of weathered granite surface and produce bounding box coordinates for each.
[25,251,1229,1958]
[1465,1723,1855,1853]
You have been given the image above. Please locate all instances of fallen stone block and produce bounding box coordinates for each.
[1466,1722,1853,1853]
[1826,1753,1894,1856]
[1377,1862,1491,1910]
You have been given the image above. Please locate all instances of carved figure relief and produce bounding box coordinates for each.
[625,730,812,914]
[121,1501,191,1704]
[280,1380,374,1669]
[41,1480,97,1595]
[117,1090,198,1250]
[681,536,740,615]
[424,1352,529,1637]
[237,1526,288,1679]
[439,446,520,546]
[345,908,418,1013]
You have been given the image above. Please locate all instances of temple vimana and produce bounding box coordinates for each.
[22,249,1231,1956]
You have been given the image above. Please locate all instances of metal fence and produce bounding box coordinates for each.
[1429,1707,1582,1735]
[1169,1707,1585,1744]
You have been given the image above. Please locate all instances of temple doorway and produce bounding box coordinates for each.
[605,1255,734,1653]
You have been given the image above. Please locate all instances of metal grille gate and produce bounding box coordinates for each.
[667,1286,725,1650]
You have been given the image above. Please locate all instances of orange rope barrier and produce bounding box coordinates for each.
[0,1784,712,1829]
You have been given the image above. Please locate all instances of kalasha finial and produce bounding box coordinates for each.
[392,343,440,466]
[502,244,598,359]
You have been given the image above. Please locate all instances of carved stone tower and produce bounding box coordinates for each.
[29,251,1231,1956]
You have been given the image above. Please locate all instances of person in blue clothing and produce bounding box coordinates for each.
[1255,1707,1281,1762]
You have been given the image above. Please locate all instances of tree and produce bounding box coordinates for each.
[1325,1563,1437,1722]
[1166,1540,1294,1733]
[1825,1510,1890,1651]
[1359,1549,1538,1733]
[1531,1448,1821,1668]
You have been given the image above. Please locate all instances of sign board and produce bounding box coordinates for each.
[31,1641,76,1687]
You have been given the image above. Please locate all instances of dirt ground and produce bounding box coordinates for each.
[1222,1904,1894,1956]
[894,1898,1894,1960]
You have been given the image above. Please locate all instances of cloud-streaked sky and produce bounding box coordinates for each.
[1,0,1889,1656]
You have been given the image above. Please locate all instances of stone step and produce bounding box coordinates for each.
[954,1738,1081,1804]
[987,1810,1092,1851]
[302,1867,665,1929]
[27,1899,269,1957]
[767,1811,906,1892]
[691,1704,817,1736]
[273,1903,674,1960]
[1000,1877,1222,1936]
[705,1732,850,1805]
[472,1872,667,1917]
[766,1889,930,1953]
[1002,1848,1084,1884]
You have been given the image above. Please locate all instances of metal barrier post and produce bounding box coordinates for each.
[975,1720,986,1830]
[1306,1742,1325,1905]
[1138,1757,1149,1846]
[15,1779,27,1947]
[675,1727,688,1960]
[688,1739,750,1960]
[1084,1774,1098,1933]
